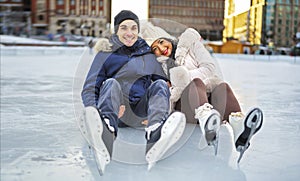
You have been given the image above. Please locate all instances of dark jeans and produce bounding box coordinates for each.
[97,78,170,132]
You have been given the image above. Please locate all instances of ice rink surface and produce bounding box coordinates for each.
[1,47,300,181]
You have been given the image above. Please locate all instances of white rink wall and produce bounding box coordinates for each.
[214,53,299,63]
[1,45,299,63]
[0,46,85,56]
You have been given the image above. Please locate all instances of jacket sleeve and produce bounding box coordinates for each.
[175,28,201,66]
[81,53,108,107]
[188,41,216,81]
[189,41,223,92]
[175,28,223,92]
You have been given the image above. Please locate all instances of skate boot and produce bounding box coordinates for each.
[80,106,116,175]
[229,107,263,163]
[145,112,186,170]
[194,103,221,155]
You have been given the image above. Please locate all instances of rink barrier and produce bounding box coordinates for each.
[214,53,299,63]
[1,46,298,63]
[1,46,85,56]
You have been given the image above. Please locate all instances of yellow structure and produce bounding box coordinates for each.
[221,40,253,54]
[223,0,265,47]
[207,40,253,54]
[248,0,265,45]
[223,0,235,41]
[234,11,249,41]
[207,42,222,54]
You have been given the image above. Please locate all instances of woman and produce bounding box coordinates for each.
[148,27,263,162]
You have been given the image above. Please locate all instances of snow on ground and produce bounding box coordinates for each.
[1,46,300,181]
[0,35,85,46]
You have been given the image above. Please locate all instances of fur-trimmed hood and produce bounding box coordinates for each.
[93,38,112,53]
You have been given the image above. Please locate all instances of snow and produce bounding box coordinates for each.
[0,35,85,46]
[1,45,300,181]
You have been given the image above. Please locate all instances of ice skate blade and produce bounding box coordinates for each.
[209,137,219,155]
[147,162,156,171]
[198,135,208,150]
[84,106,111,175]
[90,148,106,176]
[199,112,220,155]
[236,146,244,163]
[236,121,259,163]
[146,112,186,170]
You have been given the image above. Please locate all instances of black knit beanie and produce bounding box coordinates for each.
[114,10,140,33]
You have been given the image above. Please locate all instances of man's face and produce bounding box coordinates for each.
[151,38,173,57]
[116,20,138,47]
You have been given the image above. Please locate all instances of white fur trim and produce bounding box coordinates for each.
[94,38,112,53]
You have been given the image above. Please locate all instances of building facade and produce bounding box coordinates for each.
[41,0,111,37]
[223,0,300,47]
[262,0,300,47]
[149,0,225,41]
[0,0,111,37]
[0,0,31,36]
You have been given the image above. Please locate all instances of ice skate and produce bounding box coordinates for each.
[80,106,116,175]
[229,107,263,163]
[194,103,221,155]
[145,112,186,170]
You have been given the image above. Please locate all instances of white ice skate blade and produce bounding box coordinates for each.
[198,135,208,150]
[146,112,186,170]
[198,111,220,154]
[83,106,111,175]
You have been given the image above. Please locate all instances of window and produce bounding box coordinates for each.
[38,14,44,21]
[37,3,44,10]
[57,9,64,14]
[278,28,281,33]
[57,0,64,5]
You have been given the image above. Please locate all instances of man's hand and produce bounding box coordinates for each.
[118,105,125,118]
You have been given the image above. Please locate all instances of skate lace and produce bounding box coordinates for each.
[230,112,244,118]
[145,122,162,140]
[194,103,213,120]
[103,118,115,133]
[229,112,244,123]
[230,112,244,117]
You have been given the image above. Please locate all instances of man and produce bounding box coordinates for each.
[81,10,186,174]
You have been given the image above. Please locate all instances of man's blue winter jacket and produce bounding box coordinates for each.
[81,36,168,107]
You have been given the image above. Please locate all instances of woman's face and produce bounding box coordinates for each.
[116,20,138,47]
[151,38,173,57]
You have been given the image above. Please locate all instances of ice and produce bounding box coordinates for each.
[1,46,300,181]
